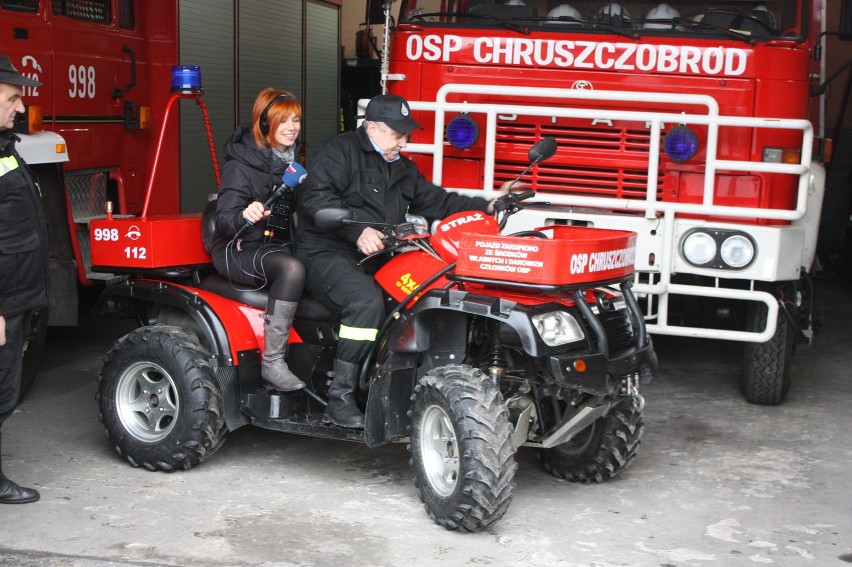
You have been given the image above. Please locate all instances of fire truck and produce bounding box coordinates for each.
[2,0,342,393]
[377,0,852,405]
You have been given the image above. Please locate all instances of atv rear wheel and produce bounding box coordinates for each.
[741,301,793,405]
[408,364,517,532]
[537,400,643,483]
[96,325,226,471]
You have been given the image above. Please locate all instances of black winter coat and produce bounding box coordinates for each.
[210,125,301,263]
[295,127,490,256]
[0,131,49,318]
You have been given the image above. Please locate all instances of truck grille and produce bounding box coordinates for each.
[492,121,664,199]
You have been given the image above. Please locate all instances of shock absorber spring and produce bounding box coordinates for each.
[488,328,506,381]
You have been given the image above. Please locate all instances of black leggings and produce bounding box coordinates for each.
[259,250,305,303]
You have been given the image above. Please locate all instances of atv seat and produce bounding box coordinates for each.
[199,273,339,323]
[200,197,339,323]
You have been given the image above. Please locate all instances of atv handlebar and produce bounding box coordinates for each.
[311,135,558,250]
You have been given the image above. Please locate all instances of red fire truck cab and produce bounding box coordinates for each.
[380,0,851,404]
[2,0,179,391]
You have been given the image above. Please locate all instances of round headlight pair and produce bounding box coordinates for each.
[681,230,755,269]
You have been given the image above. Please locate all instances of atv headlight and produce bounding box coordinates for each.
[532,311,584,347]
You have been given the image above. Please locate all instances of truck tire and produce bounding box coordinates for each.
[96,325,226,471]
[741,301,793,405]
[408,364,517,532]
[19,307,48,400]
[536,400,644,483]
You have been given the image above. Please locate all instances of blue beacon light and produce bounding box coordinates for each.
[170,65,203,93]
[663,125,699,162]
[447,115,480,150]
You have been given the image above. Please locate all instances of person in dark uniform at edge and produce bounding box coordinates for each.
[209,88,306,392]
[0,54,48,504]
[295,94,509,429]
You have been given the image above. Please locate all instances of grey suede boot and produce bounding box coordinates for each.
[323,359,365,429]
[261,300,305,391]
[0,432,40,504]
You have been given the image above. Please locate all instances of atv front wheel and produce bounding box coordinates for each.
[96,325,226,471]
[741,300,793,405]
[408,364,517,532]
[537,400,643,483]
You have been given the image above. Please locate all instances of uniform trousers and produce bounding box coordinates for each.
[0,312,26,426]
[300,250,384,365]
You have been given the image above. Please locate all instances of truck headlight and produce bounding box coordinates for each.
[681,231,717,265]
[680,229,756,269]
[719,234,754,268]
[532,311,584,346]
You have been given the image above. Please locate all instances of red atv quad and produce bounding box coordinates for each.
[91,135,656,532]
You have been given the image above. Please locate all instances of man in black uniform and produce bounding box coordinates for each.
[0,55,48,504]
[296,94,503,428]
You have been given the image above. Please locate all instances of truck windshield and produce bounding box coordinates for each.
[399,1,806,42]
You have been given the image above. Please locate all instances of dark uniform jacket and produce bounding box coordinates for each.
[296,126,490,256]
[210,124,301,260]
[0,131,49,318]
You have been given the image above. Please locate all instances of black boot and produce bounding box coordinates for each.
[323,359,365,429]
[261,300,306,391]
[0,432,39,504]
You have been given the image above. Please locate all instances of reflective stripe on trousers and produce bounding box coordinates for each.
[338,324,378,342]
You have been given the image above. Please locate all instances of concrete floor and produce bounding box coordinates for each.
[0,280,851,567]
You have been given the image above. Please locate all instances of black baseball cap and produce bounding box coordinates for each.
[0,55,42,87]
[365,94,421,134]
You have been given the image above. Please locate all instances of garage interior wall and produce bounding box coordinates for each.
[305,0,341,156]
[178,0,341,213]
[178,1,235,212]
[237,0,302,124]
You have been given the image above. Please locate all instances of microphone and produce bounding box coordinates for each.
[237,162,308,235]
[282,161,308,189]
[260,162,308,210]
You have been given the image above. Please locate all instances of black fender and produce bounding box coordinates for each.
[33,162,78,326]
[390,288,550,358]
[365,288,543,448]
[94,278,254,430]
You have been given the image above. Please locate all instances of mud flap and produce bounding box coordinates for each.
[364,357,417,448]
[47,257,78,326]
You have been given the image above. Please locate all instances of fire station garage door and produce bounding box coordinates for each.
[306,0,341,154]
[178,0,341,213]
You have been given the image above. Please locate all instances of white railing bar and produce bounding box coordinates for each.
[435,84,721,115]
[445,188,808,222]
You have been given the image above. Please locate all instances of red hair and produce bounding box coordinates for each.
[251,87,302,148]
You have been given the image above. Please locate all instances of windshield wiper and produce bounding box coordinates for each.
[407,11,530,35]
[586,16,640,40]
[671,17,755,45]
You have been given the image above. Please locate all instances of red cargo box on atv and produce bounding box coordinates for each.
[90,215,211,269]
[456,226,637,285]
